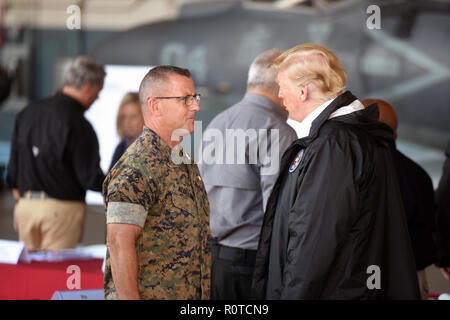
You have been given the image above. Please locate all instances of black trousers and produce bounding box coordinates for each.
[211,242,257,300]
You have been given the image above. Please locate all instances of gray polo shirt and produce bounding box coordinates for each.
[198,92,297,250]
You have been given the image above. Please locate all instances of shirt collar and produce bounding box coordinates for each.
[56,91,86,113]
[141,126,192,165]
[288,98,334,139]
[287,94,365,139]
[142,126,172,157]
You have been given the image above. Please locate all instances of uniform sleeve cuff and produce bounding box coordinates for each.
[106,202,147,228]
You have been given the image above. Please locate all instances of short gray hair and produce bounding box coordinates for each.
[63,56,106,88]
[138,65,191,110]
[247,48,282,93]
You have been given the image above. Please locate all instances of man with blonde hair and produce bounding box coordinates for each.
[251,44,420,299]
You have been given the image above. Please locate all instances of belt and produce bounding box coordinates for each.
[23,191,51,200]
[212,243,257,264]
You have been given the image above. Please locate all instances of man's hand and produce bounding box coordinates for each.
[441,268,450,280]
[12,188,20,231]
[107,223,142,300]
[13,206,18,231]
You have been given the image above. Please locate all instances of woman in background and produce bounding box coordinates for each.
[108,92,144,170]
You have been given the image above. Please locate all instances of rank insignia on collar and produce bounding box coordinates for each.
[289,149,304,174]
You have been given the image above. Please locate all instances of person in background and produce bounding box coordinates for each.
[199,49,297,300]
[109,92,144,170]
[363,98,437,300]
[251,43,420,299]
[6,56,106,251]
[435,139,450,281]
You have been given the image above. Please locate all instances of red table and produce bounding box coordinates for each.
[0,259,103,300]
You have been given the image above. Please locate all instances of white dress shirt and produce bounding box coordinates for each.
[287,97,365,138]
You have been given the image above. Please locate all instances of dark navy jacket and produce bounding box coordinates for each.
[251,91,420,300]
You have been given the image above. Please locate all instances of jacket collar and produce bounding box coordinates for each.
[295,90,358,147]
[309,91,357,138]
[55,91,86,113]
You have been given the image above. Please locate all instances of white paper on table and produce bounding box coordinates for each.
[0,240,107,266]
[51,289,105,300]
[24,249,92,262]
[75,244,107,260]
[22,244,107,263]
[0,239,26,264]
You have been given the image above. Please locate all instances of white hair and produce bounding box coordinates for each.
[247,48,282,94]
[63,56,106,88]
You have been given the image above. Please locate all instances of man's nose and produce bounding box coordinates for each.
[191,100,200,111]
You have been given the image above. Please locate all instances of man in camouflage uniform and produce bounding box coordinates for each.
[103,65,210,300]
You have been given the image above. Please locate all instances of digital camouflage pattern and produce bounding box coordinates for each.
[103,126,211,300]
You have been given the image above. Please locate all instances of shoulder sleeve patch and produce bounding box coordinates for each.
[106,201,147,228]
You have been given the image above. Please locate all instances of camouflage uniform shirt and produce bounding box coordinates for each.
[103,126,211,300]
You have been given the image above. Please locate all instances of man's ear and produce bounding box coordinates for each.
[299,84,308,101]
[148,97,161,115]
[80,83,93,94]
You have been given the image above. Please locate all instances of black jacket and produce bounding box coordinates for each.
[6,91,105,201]
[251,91,420,300]
[435,140,450,267]
[108,140,127,172]
[391,147,437,270]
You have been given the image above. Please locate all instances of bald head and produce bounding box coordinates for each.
[362,99,398,139]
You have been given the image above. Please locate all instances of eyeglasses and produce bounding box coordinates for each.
[153,93,201,106]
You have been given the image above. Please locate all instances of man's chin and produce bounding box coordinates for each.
[187,120,196,133]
